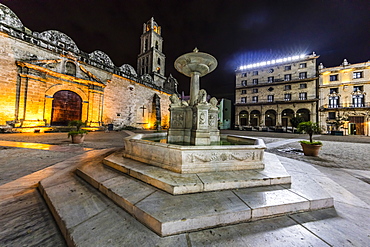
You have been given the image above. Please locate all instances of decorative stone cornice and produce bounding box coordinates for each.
[16,61,106,88]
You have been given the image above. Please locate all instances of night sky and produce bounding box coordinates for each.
[1,0,369,99]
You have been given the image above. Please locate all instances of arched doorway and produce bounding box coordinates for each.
[265,110,276,127]
[51,90,82,126]
[282,109,294,127]
[239,110,248,126]
[297,108,310,122]
[250,110,261,126]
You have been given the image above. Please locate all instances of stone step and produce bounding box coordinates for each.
[76,157,333,237]
[39,174,188,246]
[102,151,292,195]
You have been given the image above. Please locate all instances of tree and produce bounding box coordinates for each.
[297,121,321,143]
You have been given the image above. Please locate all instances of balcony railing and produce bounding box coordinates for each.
[237,76,317,88]
[321,102,370,109]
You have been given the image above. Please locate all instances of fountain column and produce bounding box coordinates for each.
[189,72,200,106]
[170,48,219,145]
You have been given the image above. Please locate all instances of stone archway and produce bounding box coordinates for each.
[239,110,248,126]
[250,110,261,126]
[265,110,277,127]
[51,90,82,126]
[297,108,311,122]
[282,109,294,127]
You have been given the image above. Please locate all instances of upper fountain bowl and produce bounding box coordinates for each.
[174,48,217,77]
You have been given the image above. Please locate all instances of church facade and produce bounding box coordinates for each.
[0,3,176,132]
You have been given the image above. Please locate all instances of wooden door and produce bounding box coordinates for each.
[348,116,364,135]
[51,90,82,126]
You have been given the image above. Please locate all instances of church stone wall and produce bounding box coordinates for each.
[104,74,170,129]
[0,33,18,125]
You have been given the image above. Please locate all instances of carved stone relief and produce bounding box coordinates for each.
[88,50,114,67]
[119,64,137,76]
[37,30,80,54]
[0,4,23,30]
[208,113,218,128]
[140,74,154,83]
[186,151,259,163]
[171,113,184,128]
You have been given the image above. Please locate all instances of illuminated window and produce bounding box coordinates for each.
[284,85,291,90]
[267,95,274,102]
[329,96,339,108]
[284,74,291,81]
[241,90,246,94]
[299,63,307,68]
[352,95,364,107]
[156,67,161,73]
[353,71,363,79]
[252,79,258,85]
[330,74,338,81]
[252,71,258,76]
[252,88,258,93]
[268,76,274,83]
[284,65,291,71]
[299,92,307,100]
[241,97,246,103]
[299,72,307,79]
[252,96,258,103]
[284,93,291,101]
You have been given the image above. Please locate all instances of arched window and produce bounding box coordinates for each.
[65,62,76,76]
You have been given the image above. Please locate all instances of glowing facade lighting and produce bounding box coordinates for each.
[238,54,308,71]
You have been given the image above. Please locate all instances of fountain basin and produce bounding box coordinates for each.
[123,133,266,174]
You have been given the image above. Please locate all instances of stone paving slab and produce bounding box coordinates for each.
[188,215,331,246]
[279,156,370,209]
[0,188,66,247]
[103,151,291,195]
[290,202,370,247]
[0,140,93,151]
[233,186,310,219]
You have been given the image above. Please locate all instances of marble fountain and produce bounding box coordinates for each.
[38,49,334,244]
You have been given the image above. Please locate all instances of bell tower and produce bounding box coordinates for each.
[137,17,166,87]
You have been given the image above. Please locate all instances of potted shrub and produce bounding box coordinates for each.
[297,121,322,156]
[68,120,88,144]
[330,115,347,136]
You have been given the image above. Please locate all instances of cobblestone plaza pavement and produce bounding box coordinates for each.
[0,130,369,246]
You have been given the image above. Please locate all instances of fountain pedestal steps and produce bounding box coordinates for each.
[103,151,291,195]
[38,151,333,244]
[54,152,332,237]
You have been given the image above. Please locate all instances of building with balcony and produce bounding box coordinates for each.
[318,59,370,136]
[235,53,319,131]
